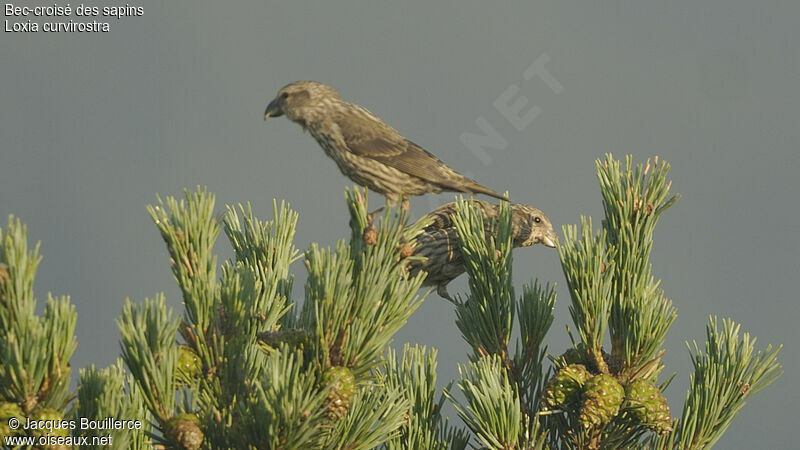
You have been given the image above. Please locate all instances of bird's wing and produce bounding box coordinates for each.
[338,109,468,190]
[338,106,509,201]
[423,199,496,231]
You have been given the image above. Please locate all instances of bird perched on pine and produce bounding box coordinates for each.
[264,81,508,209]
[408,199,557,302]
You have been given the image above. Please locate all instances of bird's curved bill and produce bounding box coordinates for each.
[264,99,283,119]
[541,235,557,248]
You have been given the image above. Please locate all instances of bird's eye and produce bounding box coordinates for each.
[534,217,542,224]
[280,92,289,99]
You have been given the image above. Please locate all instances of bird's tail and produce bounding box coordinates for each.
[461,180,510,202]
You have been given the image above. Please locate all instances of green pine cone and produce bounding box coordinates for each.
[542,364,592,411]
[626,379,672,434]
[30,408,71,449]
[167,413,204,450]
[579,374,624,427]
[33,408,70,438]
[0,401,23,420]
[322,366,355,419]
[0,402,23,437]
[176,345,202,385]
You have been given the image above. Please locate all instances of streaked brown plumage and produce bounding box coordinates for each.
[264,81,508,207]
[409,199,557,302]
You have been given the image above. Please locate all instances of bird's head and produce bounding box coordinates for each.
[264,80,341,125]
[511,204,558,248]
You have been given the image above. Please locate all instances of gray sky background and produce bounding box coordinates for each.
[2,1,798,447]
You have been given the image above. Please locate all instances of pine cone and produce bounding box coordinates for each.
[34,408,70,437]
[176,345,201,385]
[579,374,624,427]
[322,366,355,419]
[542,364,592,411]
[0,402,23,437]
[167,413,204,450]
[625,379,672,434]
[30,408,71,449]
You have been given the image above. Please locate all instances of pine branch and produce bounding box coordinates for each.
[325,383,409,450]
[236,346,329,450]
[147,187,221,366]
[223,200,300,333]
[513,281,556,417]
[117,294,180,429]
[0,216,41,335]
[74,359,150,449]
[451,197,515,362]
[598,154,679,376]
[39,294,78,409]
[0,216,76,415]
[447,355,545,450]
[661,317,783,450]
[381,344,470,450]
[558,217,614,374]
[1,173,783,450]
[299,187,426,377]
[302,239,357,368]
[202,201,303,447]
[443,197,555,444]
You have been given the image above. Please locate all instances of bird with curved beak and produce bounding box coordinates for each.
[409,199,557,302]
[263,80,509,210]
